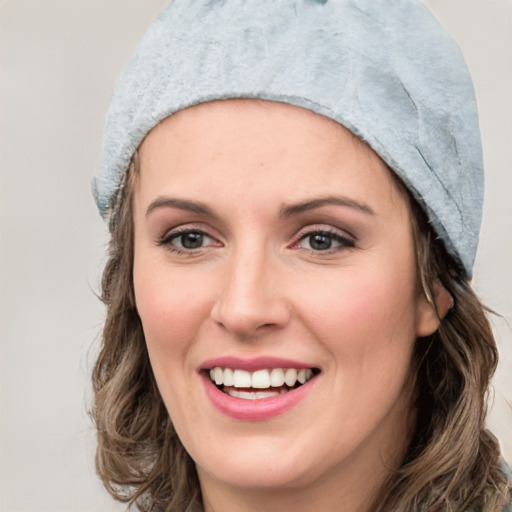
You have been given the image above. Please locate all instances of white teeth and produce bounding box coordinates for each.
[228,389,281,399]
[251,369,270,388]
[208,366,315,389]
[233,369,251,388]
[270,368,285,387]
[255,390,280,399]
[284,368,298,387]
[223,367,234,386]
[214,367,223,386]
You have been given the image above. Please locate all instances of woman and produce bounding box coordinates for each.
[91,1,512,511]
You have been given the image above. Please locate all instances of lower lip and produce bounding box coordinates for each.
[201,374,317,421]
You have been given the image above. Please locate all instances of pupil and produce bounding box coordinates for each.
[181,232,203,249]
[310,234,331,250]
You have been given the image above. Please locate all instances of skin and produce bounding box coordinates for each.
[132,99,442,512]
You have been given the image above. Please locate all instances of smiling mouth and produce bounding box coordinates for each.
[208,367,319,400]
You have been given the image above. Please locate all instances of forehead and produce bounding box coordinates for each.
[139,99,380,164]
[136,99,409,219]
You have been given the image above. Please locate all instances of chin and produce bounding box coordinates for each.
[195,447,324,491]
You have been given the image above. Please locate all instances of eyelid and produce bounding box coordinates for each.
[155,222,356,254]
[293,224,355,242]
[158,228,209,245]
[290,225,356,252]
[157,221,215,240]
[157,223,222,252]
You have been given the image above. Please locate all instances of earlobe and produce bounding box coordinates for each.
[415,282,453,337]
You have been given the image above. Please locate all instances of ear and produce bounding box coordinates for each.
[415,282,453,337]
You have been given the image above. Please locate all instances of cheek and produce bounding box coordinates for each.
[133,262,211,357]
[132,263,214,424]
[297,262,419,375]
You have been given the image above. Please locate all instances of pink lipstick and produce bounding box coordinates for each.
[199,357,319,421]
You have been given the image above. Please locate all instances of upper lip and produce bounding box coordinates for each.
[199,356,317,372]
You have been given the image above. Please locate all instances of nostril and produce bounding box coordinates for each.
[211,301,290,337]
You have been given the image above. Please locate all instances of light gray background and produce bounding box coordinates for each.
[0,1,510,510]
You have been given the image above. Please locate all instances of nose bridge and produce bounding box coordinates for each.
[212,240,289,336]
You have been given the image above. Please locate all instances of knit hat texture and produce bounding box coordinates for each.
[93,0,484,277]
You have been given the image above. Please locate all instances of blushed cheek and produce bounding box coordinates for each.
[333,278,417,415]
[134,273,190,354]
[134,272,214,359]
[302,270,418,362]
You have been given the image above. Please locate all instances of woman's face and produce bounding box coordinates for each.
[133,100,439,504]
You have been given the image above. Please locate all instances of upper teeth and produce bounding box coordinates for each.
[209,367,314,388]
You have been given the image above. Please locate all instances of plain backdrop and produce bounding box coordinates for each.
[0,1,511,510]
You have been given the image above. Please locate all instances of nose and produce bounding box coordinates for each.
[210,248,290,338]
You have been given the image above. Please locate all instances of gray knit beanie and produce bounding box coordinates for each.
[93,0,484,277]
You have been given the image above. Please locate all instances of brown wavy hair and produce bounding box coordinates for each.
[91,157,511,511]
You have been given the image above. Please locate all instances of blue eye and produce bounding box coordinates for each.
[298,231,354,252]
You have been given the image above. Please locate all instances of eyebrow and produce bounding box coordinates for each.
[279,196,375,218]
[146,195,375,219]
[146,197,217,218]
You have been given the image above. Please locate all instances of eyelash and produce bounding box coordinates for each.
[157,228,219,254]
[158,226,355,255]
[293,228,355,253]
